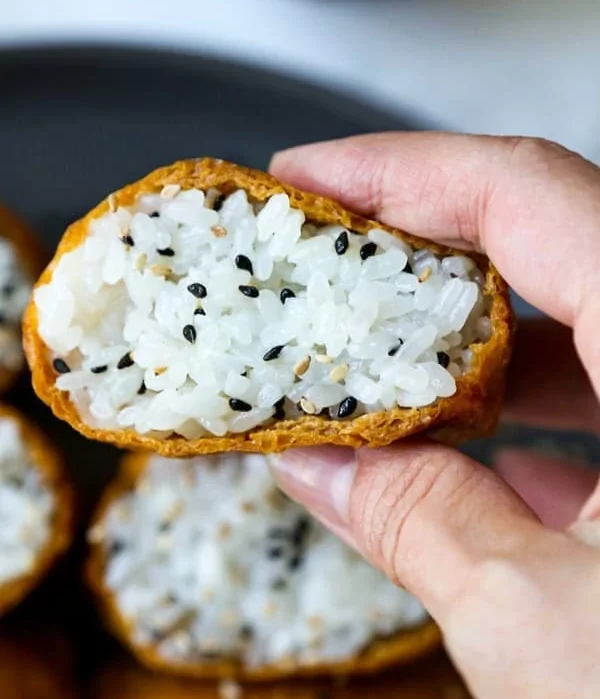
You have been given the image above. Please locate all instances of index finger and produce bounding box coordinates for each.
[270,133,600,395]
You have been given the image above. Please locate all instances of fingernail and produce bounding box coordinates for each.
[578,482,600,521]
[569,520,600,549]
[268,446,357,527]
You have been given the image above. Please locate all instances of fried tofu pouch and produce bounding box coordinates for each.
[85,452,442,682]
[0,405,74,617]
[0,204,44,393]
[23,159,513,456]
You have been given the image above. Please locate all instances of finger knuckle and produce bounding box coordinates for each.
[356,447,468,583]
[503,135,578,173]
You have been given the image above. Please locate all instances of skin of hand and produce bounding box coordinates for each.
[267,133,600,699]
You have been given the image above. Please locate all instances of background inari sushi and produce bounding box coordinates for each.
[0,203,43,393]
[0,404,74,617]
[85,451,441,681]
[24,159,513,456]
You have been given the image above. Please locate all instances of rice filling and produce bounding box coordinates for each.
[0,238,32,374]
[34,186,492,439]
[91,454,427,668]
[0,417,54,585]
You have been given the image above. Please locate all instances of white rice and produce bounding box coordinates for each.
[35,186,491,439]
[0,238,32,375]
[0,417,54,585]
[91,453,427,668]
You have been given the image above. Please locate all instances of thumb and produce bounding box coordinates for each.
[269,442,540,622]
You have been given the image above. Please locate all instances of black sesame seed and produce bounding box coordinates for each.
[137,381,147,395]
[117,352,135,370]
[108,540,125,557]
[183,324,197,344]
[241,370,248,377]
[52,359,71,374]
[239,625,254,640]
[267,547,284,559]
[337,396,358,419]
[1,283,14,297]
[269,527,288,539]
[437,351,450,368]
[239,285,259,298]
[360,241,377,260]
[263,345,284,362]
[159,521,171,533]
[187,283,207,299]
[280,288,295,304]
[157,247,175,257]
[52,358,71,374]
[334,230,349,255]
[229,398,252,412]
[289,555,303,571]
[150,211,160,218]
[294,516,310,541]
[213,194,225,212]
[121,234,135,247]
[273,398,285,420]
[194,308,206,316]
[272,578,287,592]
[235,254,254,275]
[387,340,403,357]
[404,261,413,274]
[450,272,458,279]
[90,365,108,374]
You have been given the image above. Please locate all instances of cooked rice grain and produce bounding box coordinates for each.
[34,187,490,439]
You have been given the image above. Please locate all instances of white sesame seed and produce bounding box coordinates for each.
[211,225,227,238]
[160,184,181,199]
[329,364,349,383]
[418,266,432,282]
[293,356,311,377]
[150,264,172,277]
[300,398,317,414]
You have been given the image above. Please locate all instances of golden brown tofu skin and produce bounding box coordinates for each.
[0,405,74,617]
[0,204,44,393]
[24,159,513,456]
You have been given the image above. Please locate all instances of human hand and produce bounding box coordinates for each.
[268,133,600,699]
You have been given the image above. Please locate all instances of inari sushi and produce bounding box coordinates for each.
[86,451,441,681]
[0,405,74,616]
[0,204,42,392]
[24,159,513,456]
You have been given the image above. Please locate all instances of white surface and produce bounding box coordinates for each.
[2,0,600,161]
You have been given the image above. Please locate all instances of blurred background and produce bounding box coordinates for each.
[1,1,599,696]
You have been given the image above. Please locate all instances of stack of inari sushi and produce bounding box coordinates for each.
[16,159,512,686]
[0,205,74,619]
